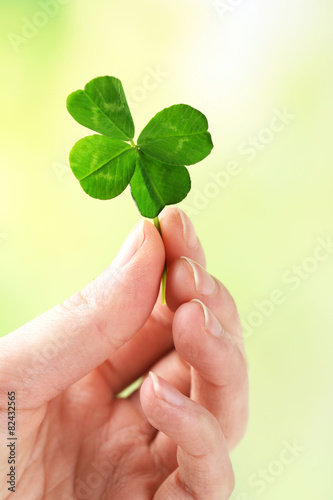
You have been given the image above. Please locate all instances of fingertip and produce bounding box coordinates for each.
[125,218,165,283]
[142,218,166,257]
[140,372,157,417]
[173,300,202,336]
[166,258,193,311]
[159,207,206,267]
[140,371,153,398]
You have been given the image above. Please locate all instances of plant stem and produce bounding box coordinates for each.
[153,216,167,305]
[153,216,161,234]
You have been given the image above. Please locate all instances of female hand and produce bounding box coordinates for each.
[0,208,248,499]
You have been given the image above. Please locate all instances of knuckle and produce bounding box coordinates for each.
[59,290,98,332]
[196,410,222,456]
[57,289,111,346]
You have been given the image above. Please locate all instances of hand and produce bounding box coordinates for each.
[0,208,248,499]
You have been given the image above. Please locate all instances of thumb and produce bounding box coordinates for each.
[0,219,164,408]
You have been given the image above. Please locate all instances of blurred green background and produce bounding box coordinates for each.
[1,0,332,498]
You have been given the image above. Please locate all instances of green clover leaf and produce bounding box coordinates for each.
[69,135,136,200]
[130,152,191,219]
[66,75,214,219]
[67,76,135,141]
[137,104,213,166]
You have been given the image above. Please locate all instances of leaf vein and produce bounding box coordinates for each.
[79,148,132,181]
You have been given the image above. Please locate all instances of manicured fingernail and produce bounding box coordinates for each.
[191,299,224,338]
[112,220,145,267]
[149,372,185,406]
[181,257,217,295]
[177,208,199,249]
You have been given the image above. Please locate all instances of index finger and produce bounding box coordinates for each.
[107,207,207,395]
[160,207,206,268]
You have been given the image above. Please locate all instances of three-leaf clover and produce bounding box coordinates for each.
[67,76,214,219]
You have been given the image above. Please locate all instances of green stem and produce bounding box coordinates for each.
[153,216,167,305]
[153,216,162,234]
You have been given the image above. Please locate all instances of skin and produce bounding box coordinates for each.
[0,208,248,500]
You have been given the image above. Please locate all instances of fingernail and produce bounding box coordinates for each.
[181,257,217,296]
[112,220,145,268]
[177,208,199,249]
[149,372,185,406]
[191,299,224,338]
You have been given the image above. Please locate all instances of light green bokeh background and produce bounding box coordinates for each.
[1,0,332,498]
